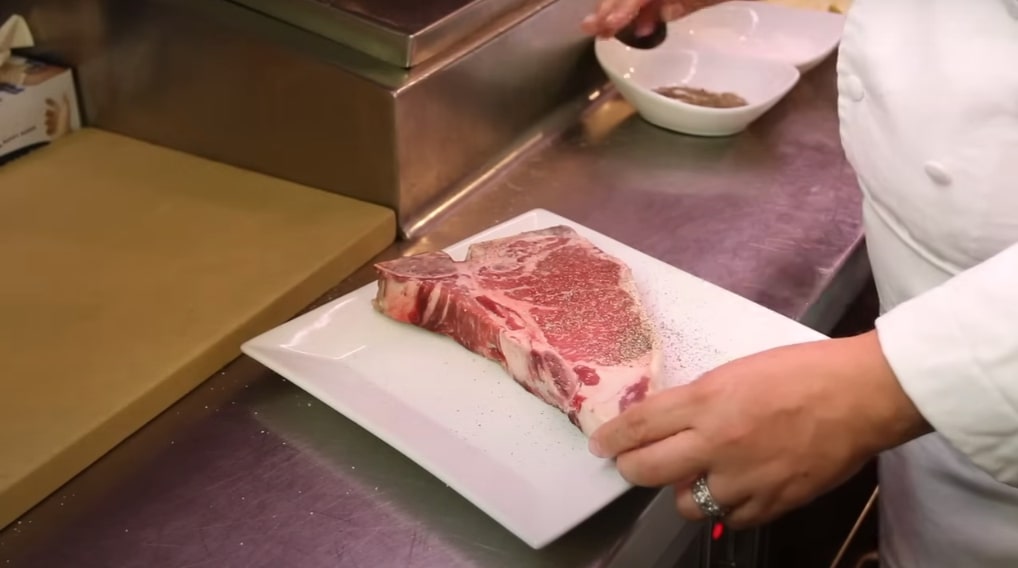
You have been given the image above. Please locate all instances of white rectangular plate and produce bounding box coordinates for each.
[241,209,825,549]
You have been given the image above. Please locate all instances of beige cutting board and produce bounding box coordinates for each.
[0,128,396,529]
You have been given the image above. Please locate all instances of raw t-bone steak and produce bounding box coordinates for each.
[372,225,662,435]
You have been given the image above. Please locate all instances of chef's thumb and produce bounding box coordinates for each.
[634,0,664,36]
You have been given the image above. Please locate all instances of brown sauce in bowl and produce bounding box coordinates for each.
[652,85,748,109]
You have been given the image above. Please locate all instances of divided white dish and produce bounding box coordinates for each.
[594,0,846,136]
[241,209,826,549]
[672,1,846,72]
[596,40,800,137]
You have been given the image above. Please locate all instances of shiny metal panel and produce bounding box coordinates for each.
[231,0,543,68]
[0,58,867,567]
[312,0,515,33]
[12,0,403,207]
[10,0,603,231]
[394,0,603,229]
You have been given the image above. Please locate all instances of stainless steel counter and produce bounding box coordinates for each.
[0,57,866,568]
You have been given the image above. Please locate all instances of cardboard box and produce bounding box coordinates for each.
[0,56,81,164]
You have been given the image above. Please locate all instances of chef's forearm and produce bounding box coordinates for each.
[874,242,1018,486]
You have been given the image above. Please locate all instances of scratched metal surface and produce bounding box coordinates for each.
[0,57,864,568]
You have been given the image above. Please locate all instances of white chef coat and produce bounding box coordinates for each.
[837,0,1018,566]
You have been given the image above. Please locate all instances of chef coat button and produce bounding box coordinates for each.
[924,161,953,186]
[843,75,865,102]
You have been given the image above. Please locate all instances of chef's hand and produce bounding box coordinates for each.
[581,0,721,39]
[588,330,931,528]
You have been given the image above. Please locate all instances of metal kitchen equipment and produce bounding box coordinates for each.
[8,0,605,236]
[232,0,538,67]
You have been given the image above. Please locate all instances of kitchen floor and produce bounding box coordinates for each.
[765,279,882,568]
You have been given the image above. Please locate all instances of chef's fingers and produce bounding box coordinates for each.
[582,0,621,35]
[595,0,648,37]
[614,430,708,486]
[674,476,749,522]
[589,386,697,458]
[719,499,769,530]
[633,0,664,36]
[661,2,686,20]
[674,481,706,521]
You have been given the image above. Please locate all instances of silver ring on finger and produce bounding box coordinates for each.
[691,475,730,519]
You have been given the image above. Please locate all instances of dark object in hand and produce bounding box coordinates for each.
[615,19,668,50]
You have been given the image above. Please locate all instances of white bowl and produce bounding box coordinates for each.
[671,0,846,72]
[595,40,800,137]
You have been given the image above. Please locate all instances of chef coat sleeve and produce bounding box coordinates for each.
[875,241,1018,486]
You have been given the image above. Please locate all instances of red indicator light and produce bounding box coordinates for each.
[712,522,725,540]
